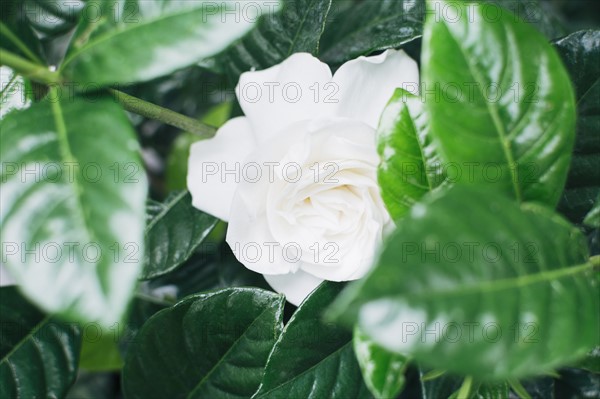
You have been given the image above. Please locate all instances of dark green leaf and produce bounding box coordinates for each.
[148,243,269,300]
[61,1,278,86]
[517,376,555,399]
[555,368,600,399]
[555,30,600,224]
[377,88,445,220]
[423,0,576,207]
[319,0,423,65]
[578,347,600,374]
[0,94,147,327]
[142,191,217,280]
[254,282,371,399]
[0,286,82,399]
[354,326,409,399]
[485,0,566,40]
[419,368,462,399]
[584,196,600,228]
[475,382,510,399]
[122,288,285,399]
[215,0,333,85]
[328,185,598,380]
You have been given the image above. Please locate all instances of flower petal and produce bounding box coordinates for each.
[187,117,256,221]
[236,53,333,142]
[332,49,419,128]
[263,271,323,306]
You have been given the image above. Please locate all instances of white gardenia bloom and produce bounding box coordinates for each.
[187,50,419,305]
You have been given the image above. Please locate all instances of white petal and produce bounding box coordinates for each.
[332,49,419,128]
[187,117,256,221]
[264,271,323,306]
[0,263,16,286]
[236,53,333,142]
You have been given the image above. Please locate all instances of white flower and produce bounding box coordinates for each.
[187,50,419,305]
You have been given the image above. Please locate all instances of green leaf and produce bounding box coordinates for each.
[319,0,423,65]
[476,382,510,399]
[555,30,600,224]
[584,196,600,228]
[485,0,566,40]
[423,0,576,207]
[148,244,269,300]
[142,191,217,280]
[215,0,333,85]
[61,1,279,87]
[254,282,371,398]
[420,368,462,399]
[0,286,82,398]
[0,94,147,327]
[328,185,599,380]
[578,347,600,374]
[354,326,409,399]
[377,88,445,220]
[122,288,285,399]
[555,368,600,399]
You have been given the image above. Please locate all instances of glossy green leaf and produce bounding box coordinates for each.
[0,94,147,327]
[254,282,371,399]
[148,244,269,300]
[142,191,217,280]
[419,368,462,399]
[475,382,510,399]
[328,185,599,380]
[61,1,279,86]
[354,326,409,399]
[486,0,566,40]
[0,286,82,398]
[377,88,445,220]
[319,0,423,65]
[122,288,285,399]
[555,30,600,224]
[584,196,600,228]
[555,368,600,399]
[578,347,600,374]
[215,0,333,84]
[423,0,576,207]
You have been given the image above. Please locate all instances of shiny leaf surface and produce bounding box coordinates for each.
[0,286,82,399]
[555,30,600,224]
[142,191,217,280]
[254,282,371,398]
[320,0,423,65]
[423,0,576,207]
[62,1,278,86]
[215,0,332,84]
[122,288,285,399]
[377,88,445,220]
[0,95,147,327]
[354,326,409,399]
[328,185,598,380]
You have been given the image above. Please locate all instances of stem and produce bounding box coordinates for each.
[508,378,532,399]
[456,376,474,399]
[0,23,42,64]
[0,49,60,84]
[108,89,217,138]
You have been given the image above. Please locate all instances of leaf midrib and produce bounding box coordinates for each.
[0,315,51,366]
[439,19,523,201]
[187,299,283,398]
[397,261,595,301]
[254,341,352,398]
[61,3,226,70]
